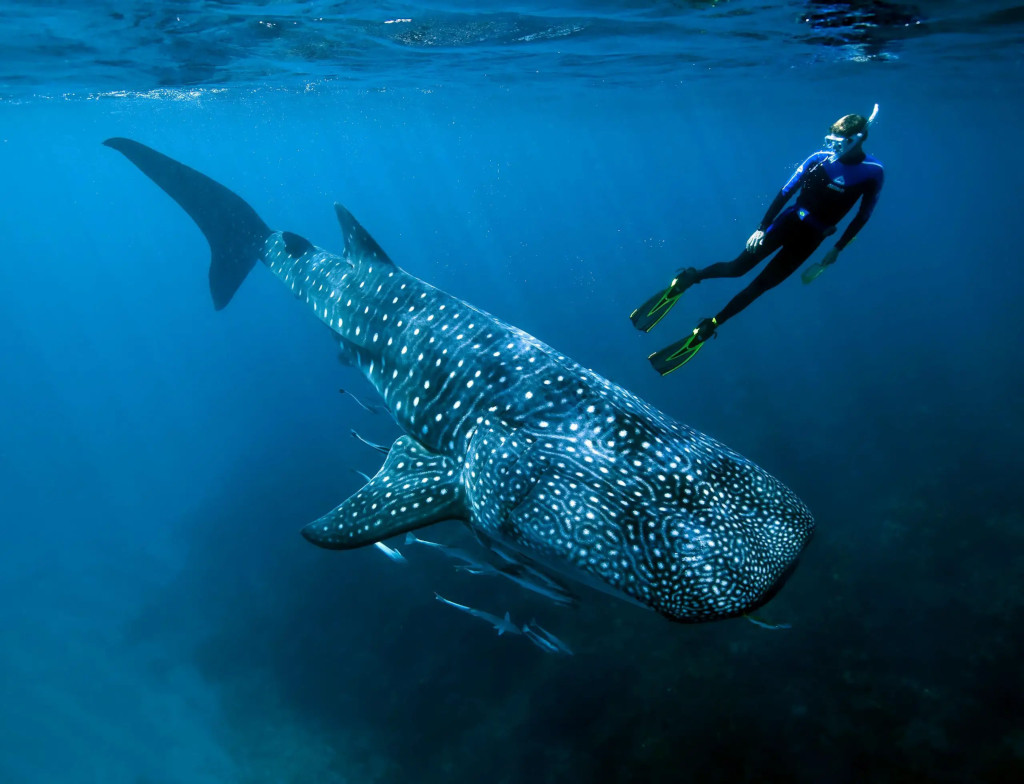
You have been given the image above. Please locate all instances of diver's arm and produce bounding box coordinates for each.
[822,204,867,266]
[757,190,789,232]
[748,164,802,249]
[746,190,787,250]
[834,172,883,251]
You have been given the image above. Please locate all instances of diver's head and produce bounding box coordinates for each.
[825,113,869,161]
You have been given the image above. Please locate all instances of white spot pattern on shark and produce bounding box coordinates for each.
[104,138,814,622]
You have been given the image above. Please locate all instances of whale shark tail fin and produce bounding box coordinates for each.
[103,137,272,310]
[334,203,395,266]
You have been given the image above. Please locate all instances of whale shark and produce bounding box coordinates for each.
[104,137,814,623]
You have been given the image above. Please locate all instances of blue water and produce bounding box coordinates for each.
[2,2,1023,782]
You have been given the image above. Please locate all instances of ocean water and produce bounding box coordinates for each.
[1,2,1022,782]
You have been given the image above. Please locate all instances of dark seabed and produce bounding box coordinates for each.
[1,2,1022,782]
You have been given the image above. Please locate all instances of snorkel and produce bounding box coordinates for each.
[826,103,879,160]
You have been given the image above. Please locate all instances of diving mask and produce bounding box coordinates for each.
[825,133,863,159]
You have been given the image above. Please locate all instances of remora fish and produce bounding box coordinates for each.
[350,428,390,455]
[434,594,521,636]
[404,531,499,573]
[373,541,406,564]
[522,620,574,655]
[105,138,814,623]
[493,562,578,608]
[349,468,375,484]
[406,532,579,607]
[339,387,386,415]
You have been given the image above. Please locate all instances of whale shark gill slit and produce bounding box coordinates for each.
[105,138,816,623]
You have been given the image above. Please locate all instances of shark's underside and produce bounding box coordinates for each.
[105,137,814,623]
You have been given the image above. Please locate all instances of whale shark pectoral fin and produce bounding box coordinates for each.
[301,436,464,550]
[103,138,272,311]
[333,203,395,266]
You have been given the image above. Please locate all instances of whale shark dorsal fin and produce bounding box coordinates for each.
[334,203,394,266]
[301,436,464,549]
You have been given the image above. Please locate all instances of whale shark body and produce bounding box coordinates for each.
[105,138,814,623]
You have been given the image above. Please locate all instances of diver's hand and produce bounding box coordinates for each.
[746,230,765,252]
[821,247,840,266]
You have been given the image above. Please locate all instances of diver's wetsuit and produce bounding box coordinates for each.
[697,149,884,324]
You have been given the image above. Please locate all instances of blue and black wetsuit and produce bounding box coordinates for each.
[696,149,884,324]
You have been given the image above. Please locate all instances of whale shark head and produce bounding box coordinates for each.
[460,404,812,622]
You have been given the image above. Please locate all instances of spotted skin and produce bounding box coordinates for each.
[108,143,814,623]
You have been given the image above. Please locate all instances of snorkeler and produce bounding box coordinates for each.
[632,105,885,375]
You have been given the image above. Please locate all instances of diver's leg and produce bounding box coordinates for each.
[713,237,821,325]
[694,247,762,281]
[693,223,786,282]
[631,234,767,332]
